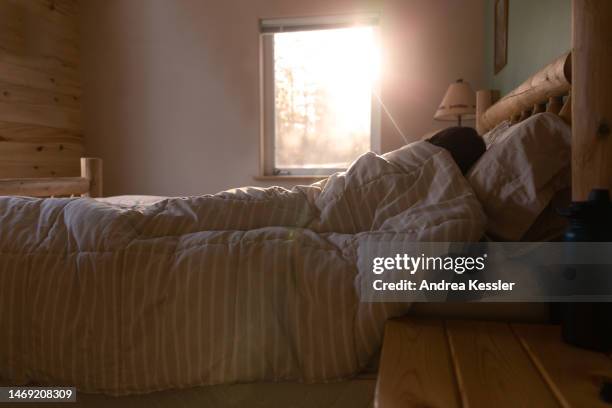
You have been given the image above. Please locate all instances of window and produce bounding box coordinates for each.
[260,14,381,176]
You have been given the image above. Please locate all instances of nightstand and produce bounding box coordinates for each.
[375,317,612,407]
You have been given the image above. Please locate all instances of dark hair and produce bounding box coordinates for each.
[426,127,486,174]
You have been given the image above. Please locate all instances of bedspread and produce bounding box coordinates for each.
[0,142,485,395]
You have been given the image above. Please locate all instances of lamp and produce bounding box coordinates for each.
[434,79,476,127]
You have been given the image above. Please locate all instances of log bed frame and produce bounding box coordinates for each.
[477,0,611,203]
[0,157,102,198]
[475,51,572,135]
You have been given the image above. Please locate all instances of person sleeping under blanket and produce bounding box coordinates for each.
[0,126,487,395]
[426,126,486,175]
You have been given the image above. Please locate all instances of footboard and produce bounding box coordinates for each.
[0,158,103,198]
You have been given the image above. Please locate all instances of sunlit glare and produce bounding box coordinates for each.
[274,26,380,169]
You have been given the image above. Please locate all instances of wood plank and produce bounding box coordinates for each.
[0,100,80,131]
[0,0,82,179]
[0,80,79,110]
[446,320,560,408]
[33,0,79,19]
[34,0,79,19]
[4,0,79,33]
[0,176,88,197]
[0,140,82,178]
[0,121,82,143]
[513,324,612,408]
[0,57,80,97]
[375,318,460,408]
[0,45,79,76]
[0,160,79,178]
[571,0,612,201]
[0,29,78,68]
[0,3,79,45]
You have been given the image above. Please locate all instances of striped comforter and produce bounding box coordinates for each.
[0,142,485,395]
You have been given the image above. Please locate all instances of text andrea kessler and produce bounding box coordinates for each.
[370,254,516,292]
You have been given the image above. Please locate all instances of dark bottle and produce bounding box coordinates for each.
[560,189,612,352]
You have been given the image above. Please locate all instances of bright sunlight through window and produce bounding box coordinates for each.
[269,25,380,173]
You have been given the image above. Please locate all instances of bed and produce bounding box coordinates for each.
[0,1,610,406]
[0,140,485,396]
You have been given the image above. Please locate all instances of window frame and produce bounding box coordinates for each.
[259,14,381,177]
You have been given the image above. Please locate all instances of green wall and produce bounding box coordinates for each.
[484,0,571,95]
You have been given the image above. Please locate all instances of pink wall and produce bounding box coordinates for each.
[81,0,485,196]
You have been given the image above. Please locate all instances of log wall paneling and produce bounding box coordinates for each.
[0,176,88,197]
[572,0,612,201]
[0,0,82,179]
[0,0,79,66]
[0,140,81,178]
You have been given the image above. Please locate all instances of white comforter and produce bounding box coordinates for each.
[0,142,485,395]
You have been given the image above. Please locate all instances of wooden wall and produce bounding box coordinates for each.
[0,0,82,179]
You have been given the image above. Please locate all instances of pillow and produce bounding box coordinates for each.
[521,188,571,242]
[482,120,511,149]
[467,113,571,241]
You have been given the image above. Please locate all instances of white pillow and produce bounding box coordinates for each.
[482,120,511,149]
[467,113,571,241]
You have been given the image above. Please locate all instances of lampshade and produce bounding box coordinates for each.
[434,79,476,124]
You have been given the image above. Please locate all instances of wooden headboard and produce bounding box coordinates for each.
[477,0,611,203]
[476,52,572,135]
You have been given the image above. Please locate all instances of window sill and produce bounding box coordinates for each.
[253,175,328,182]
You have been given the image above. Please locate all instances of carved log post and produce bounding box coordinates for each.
[80,157,103,198]
[572,0,612,201]
[518,110,532,122]
[532,103,547,115]
[546,96,564,115]
[559,0,612,353]
[476,90,499,135]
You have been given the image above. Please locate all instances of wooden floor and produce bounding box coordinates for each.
[375,318,612,408]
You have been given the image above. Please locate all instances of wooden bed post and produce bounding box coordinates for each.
[546,96,564,115]
[572,0,612,201]
[476,90,499,135]
[559,1,612,354]
[80,158,103,198]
